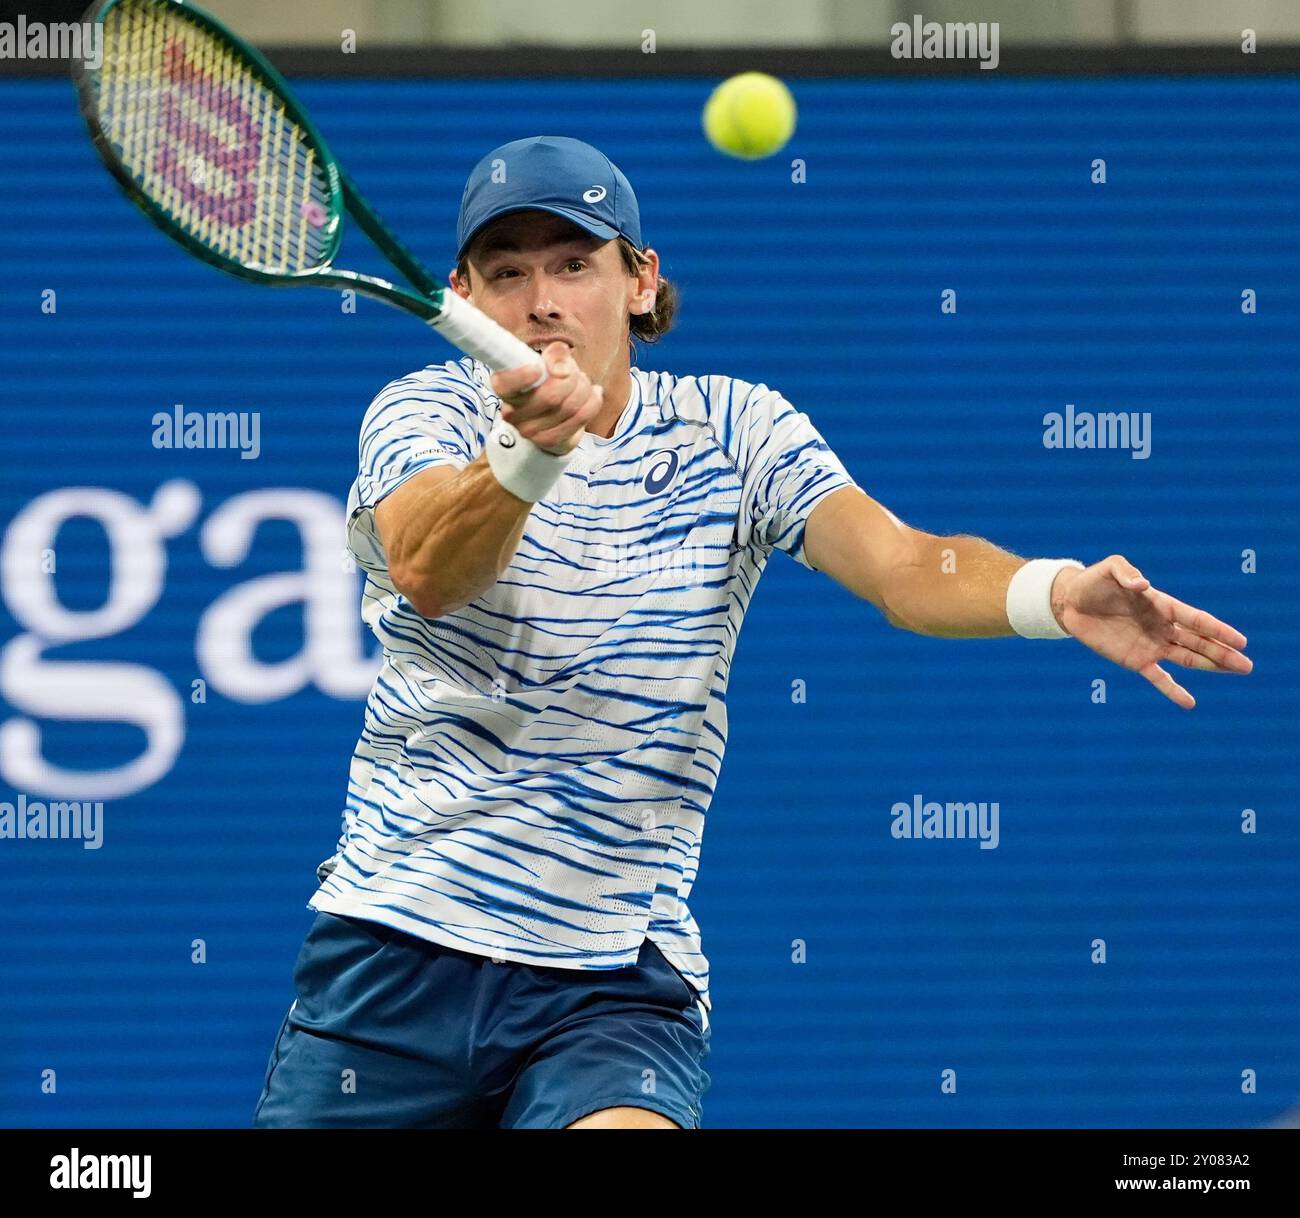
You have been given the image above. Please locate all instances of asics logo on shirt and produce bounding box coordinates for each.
[643,449,679,494]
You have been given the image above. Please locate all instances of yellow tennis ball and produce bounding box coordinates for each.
[702,72,797,160]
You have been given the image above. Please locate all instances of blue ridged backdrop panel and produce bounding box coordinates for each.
[0,75,1296,1128]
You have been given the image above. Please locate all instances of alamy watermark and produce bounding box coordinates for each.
[50,1148,150,1198]
[588,543,714,581]
[0,17,103,68]
[153,404,262,460]
[1043,403,1152,459]
[891,793,1000,849]
[0,793,104,849]
[890,14,1000,70]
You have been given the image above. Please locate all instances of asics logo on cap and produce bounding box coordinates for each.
[582,185,607,203]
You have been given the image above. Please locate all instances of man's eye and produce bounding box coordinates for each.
[565,260,585,272]
[493,268,518,279]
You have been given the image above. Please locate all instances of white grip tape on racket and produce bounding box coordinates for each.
[430,290,548,389]
[1006,558,1084,639]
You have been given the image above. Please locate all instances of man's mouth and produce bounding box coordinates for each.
[526,337,574,353]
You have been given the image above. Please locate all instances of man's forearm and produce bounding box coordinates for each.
[883,532,1033,638]
[384,452,533,617]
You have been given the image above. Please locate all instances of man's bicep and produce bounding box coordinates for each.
[803,486,924,614]
[372,463,463,561]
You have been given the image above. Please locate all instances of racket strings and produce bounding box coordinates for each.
[94,0,334,274]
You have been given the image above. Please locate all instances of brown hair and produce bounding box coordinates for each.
[455,234,678,349]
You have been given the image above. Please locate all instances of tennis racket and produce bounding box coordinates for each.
[71,0,547,385]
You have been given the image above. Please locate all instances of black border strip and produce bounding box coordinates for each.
[5,44,1300,79]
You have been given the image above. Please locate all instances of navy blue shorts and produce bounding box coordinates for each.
[252,911,712,1129]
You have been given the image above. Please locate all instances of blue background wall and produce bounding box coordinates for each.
[0,75,1296,1127]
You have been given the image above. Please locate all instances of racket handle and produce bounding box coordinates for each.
[431,291,549,389]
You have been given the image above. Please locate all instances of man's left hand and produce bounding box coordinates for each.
[1051,555,1252,709]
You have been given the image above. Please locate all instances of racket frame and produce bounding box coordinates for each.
[71,0,513,333]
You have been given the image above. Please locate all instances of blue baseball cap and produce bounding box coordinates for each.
[456,135,643,263]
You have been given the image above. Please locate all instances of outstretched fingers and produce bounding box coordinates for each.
[1166,624,1253,674]
[1139,661,1196,710]
[1155,590,1248,651]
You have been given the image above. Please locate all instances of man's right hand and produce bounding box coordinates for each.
[490,340,605,455]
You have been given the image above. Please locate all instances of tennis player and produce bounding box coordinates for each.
[252,135,1252,1130]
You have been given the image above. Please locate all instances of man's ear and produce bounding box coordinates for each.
[630,246,660,313]
[449,267,471,300]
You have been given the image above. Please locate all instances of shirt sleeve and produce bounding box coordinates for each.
[346,364,486,577]
[728,380,860,570]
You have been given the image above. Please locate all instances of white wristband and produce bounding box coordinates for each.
[485,417,574,502]
[1006,558,1084,639]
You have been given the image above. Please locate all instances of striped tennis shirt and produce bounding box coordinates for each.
[309,355,860,1018]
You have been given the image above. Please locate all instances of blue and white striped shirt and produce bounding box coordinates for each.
[310,356,860,1017]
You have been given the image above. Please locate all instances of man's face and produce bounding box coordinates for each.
[451,210,647,384]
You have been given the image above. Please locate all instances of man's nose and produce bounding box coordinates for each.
[529,277,562,319]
